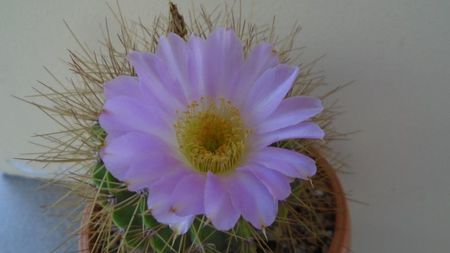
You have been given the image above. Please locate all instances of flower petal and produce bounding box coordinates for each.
[257,96,323,133]
[225,170,277,229]
[243,64,299,124]
[127,51,186,113]
[255,122,324,148]
[155,34,192,102]
[248,147,317,179]
[100,132,173,182]
[168,215,195,235]
[202,28,243,98]
[170,173,206,216]
[241,165,291,200]
[147,171,190,223]
[104,76,142,100]
[230,43,279,104]
[148,171,196,234]
[204,172,240,230]
[186,36,207,100]
[124,157,181,192]
[185,29,244,100]
[99,96,174,142]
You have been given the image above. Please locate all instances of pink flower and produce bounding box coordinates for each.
[99,28,324,234]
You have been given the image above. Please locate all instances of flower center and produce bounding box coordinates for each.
[175,97,249,174]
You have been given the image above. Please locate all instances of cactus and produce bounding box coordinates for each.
[21,2,343,252]
[88,123,336,253]
[92,141,168,251]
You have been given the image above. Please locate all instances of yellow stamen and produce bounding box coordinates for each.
[174,97,249,174]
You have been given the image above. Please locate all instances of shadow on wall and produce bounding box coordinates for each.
[0,174,79,252]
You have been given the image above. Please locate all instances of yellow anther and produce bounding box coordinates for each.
[174,97,249,174]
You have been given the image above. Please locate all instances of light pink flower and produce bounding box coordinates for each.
[100,28,324,234]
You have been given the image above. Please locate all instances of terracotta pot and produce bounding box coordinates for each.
[79,151,351,253]
[313,151,351,253]
[79,204,91,253]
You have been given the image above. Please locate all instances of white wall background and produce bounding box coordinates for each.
[1,0,449,252]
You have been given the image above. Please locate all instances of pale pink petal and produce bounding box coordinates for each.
[156,32,242,102]
[102,76,161,125]
[124,157,182,192]
[168,215,195,235]
[185,29,244,100]
[242,65,299,124]
[131,156,195,235]
[204,172,240,230]
[230,43,279,105]
[255,122,324,148]
[257,96,323,133]
[104,76,142,100]
[186,36,207,100]
[248,147,317,179]
[225,170,277,229]
[127,51,186,113]
[100,132,174,182]
[147,171,190,224]
[155,34,192,101]
[202,28,243,98]
[153,207,194,234]
[99,96,174,143]
[170,173,206,216]
[241,165,291,200]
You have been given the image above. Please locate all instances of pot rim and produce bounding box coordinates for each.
[312,149,351,253]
